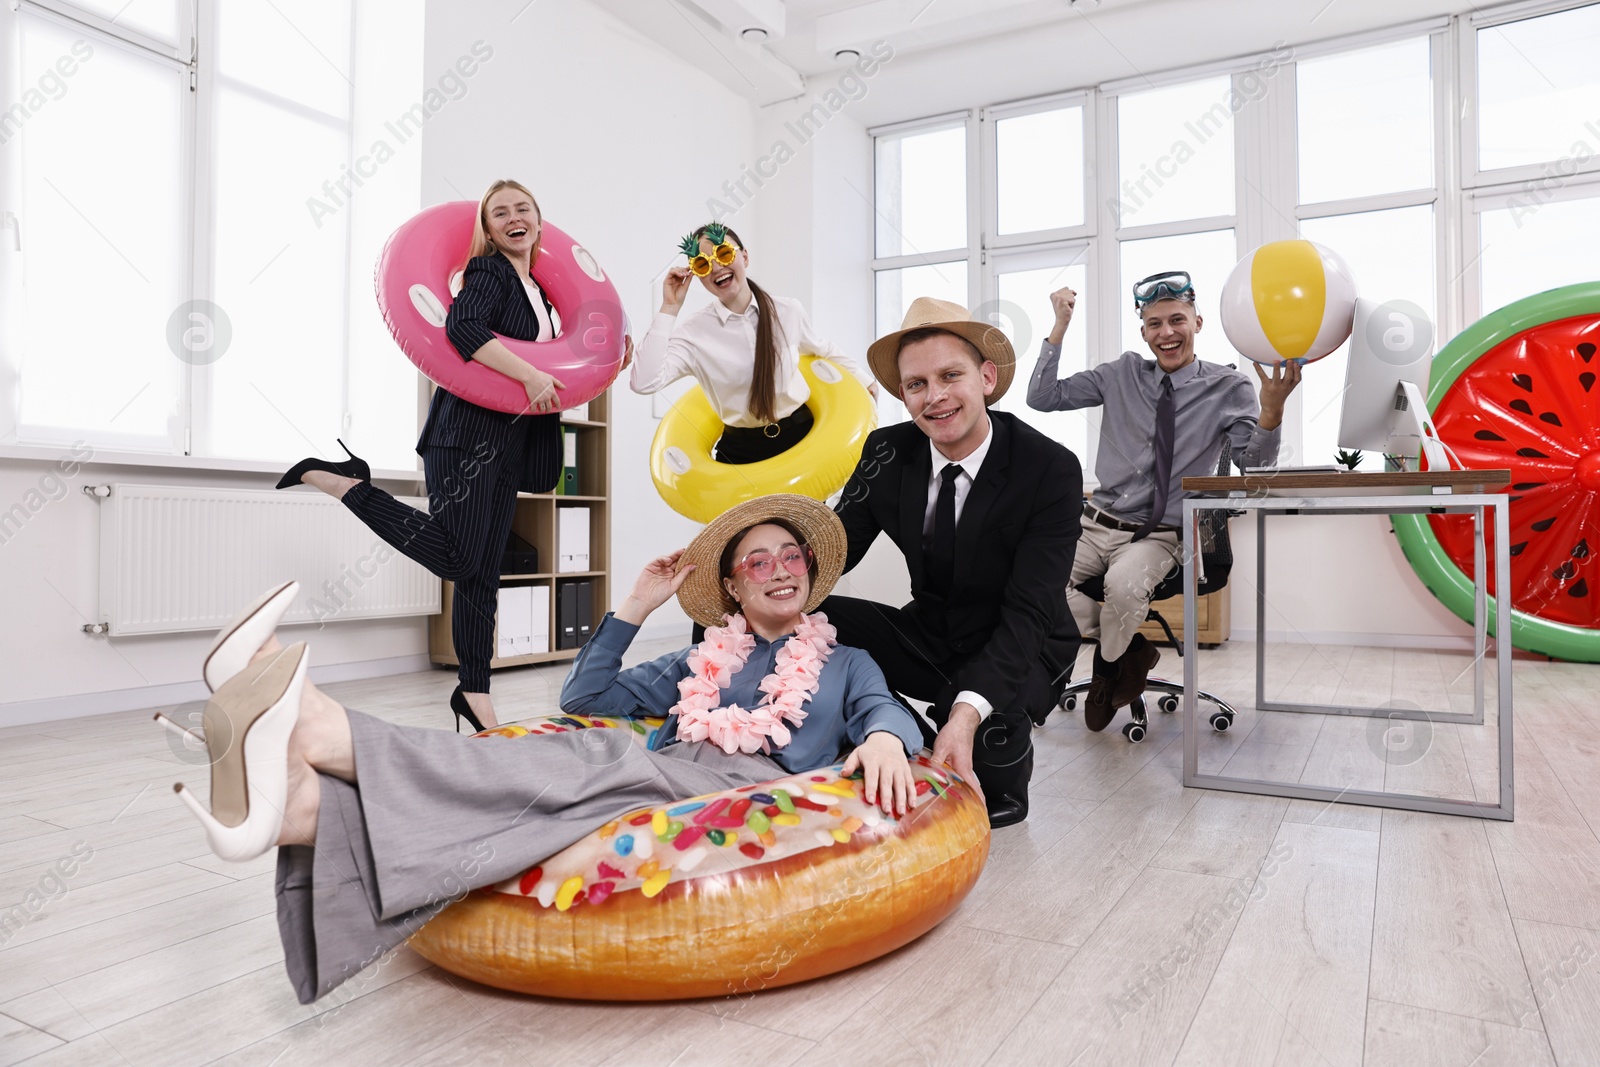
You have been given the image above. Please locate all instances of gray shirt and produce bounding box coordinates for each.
[1027,342,1280,526]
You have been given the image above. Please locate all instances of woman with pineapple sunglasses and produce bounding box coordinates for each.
[631,222,875,464]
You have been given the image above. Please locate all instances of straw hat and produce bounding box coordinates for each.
[865,296,1016,405]
[676,494,847,629]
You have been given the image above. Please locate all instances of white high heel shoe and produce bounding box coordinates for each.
[157,642,309,862]
[203,581,299,691]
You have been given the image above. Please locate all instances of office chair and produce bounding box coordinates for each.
[1057,448,1241,742]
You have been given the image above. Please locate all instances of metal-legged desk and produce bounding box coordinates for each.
[1177,471,1515,821]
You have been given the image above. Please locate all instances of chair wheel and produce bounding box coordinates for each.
[1209,712,1232,732]
[1158,695,1179,714]
[1123,722,1146,743]
[1064,695,1077,711]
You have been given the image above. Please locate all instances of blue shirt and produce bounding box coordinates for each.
[559,614,925,773]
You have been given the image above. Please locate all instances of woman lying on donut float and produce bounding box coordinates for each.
[156,494,928,1004]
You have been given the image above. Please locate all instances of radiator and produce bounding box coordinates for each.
[96,483,440,635]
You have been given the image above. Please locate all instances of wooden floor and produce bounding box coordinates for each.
[3,637,1599,1066]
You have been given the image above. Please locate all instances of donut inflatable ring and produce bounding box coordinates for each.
[408,715,989,1000]
[649,355,877,523]
[1392,282,1600,661]
[376,201,627,415]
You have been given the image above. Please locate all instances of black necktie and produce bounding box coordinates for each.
[1132,376,1175,542]
[927,463,962,592]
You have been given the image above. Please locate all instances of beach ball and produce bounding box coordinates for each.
[1220,239,1357,365]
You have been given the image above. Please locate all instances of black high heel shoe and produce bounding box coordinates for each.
[276,439,371,490]
[450,686,487,735]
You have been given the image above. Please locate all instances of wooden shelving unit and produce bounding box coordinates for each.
[428,391,611,670]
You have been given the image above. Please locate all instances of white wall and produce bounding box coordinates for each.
[0,459,432,723]
[418,0,762,641]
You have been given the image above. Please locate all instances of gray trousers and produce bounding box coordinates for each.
[1066,520,1183,661]
[275,710,780,1004]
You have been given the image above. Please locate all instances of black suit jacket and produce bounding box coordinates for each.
[419,253,562,493]
[835,410,1083,714]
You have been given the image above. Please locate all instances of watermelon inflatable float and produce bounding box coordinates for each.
[1393,282,1600,661]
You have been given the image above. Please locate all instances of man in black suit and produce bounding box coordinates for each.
[822,297,1083,828]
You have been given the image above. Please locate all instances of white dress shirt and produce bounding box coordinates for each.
[920,417,997,722]
[518,276,559,339]
[632,294,874,427]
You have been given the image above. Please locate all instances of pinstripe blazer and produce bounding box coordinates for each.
[420,253,563,493]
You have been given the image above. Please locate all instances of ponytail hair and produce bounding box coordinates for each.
[693,223,782,424]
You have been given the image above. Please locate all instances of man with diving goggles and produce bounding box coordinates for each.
[1025,271,1300,732]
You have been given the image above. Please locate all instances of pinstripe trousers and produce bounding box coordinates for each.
[342,437,525,692]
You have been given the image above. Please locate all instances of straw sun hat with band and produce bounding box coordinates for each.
[676,494,848,629]
[865,297,1017,405]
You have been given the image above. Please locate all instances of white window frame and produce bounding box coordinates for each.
[1,0,362,460]
[1457,0,1600,324]
[871,0,1600,470]
[980,89,1096,251]
[3,0,200,453]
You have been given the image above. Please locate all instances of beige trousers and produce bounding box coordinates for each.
[1066,519,1183,661]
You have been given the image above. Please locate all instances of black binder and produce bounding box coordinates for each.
[558,581,579,650]
[575,580,593,647]
[501,532,539,575]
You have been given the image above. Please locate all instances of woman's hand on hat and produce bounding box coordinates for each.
[618,549,694,625]
[843,730,915,817]
[661,268,693,314]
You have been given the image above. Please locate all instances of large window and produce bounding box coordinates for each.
[992,252,1089,460]
[874,118,966,259]
[993,101,1085,236]
[1479,195,1600,314]
[1115,76,1235,228]
[1296,33,1438,469]
[1475,3,1600,172]
[874,3,1600,475]
[1471,4,1600,319]
[1297,36,1433,204]
[0,0,423,466]
[1300,206,1437,466]
[8,10,187,450]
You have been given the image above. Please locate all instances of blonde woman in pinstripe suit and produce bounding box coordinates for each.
[280,180,631,732]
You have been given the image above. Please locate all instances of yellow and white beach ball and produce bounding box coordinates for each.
[1220,239,1357,365]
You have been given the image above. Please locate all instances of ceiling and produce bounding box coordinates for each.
[590,0,1490,116]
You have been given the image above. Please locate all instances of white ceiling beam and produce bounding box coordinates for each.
[814,0,1085,56]
[684,0,787,40]
[590,0,804,105]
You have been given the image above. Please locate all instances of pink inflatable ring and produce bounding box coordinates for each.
[376,201,627,415]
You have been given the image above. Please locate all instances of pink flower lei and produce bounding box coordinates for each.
[670,612,837,755]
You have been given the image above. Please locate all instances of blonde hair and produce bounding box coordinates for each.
[467,179,542,266]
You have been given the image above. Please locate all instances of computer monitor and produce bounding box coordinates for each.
[1337,297,1436,461]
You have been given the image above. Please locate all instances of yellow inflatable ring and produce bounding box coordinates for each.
[649,355,877,523]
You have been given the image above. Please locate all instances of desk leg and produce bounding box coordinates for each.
[1471,504,1487,725]
[1183,502,1201,783]
[1255,509,1267,711]
[1495,499,1515,817]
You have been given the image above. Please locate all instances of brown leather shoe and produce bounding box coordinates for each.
[1083,648,1118,732]
[1110,634,1161,709]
